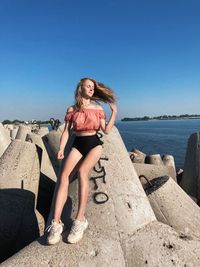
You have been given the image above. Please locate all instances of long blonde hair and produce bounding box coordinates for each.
[74,78,116,110]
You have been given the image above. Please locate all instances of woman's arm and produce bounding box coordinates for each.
[100,103,117,134]
[57,106,74,159]
[57,121,72,159]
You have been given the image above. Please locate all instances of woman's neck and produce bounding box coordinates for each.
[82,98,91,107]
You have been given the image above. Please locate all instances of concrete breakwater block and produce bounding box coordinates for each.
[125,220,200,267]
[47,127,156,233]
[42,126,64,175]
[26,133,57,223]
[0,189,42,263]
[4,124,19,140]
[4,221,200,267]
[162,154,176,169]
[145,176,200,239]
[42,124,74,176]
[37,126,49,137]
[0,139,46,261]
[129,151,177,181]
[43,124,65,158]
[129,149,146,163]
[2,126,156,266]
[162,154,176,181]
[0,123,11,158]
[146,154,164,165]
[26,133,57,182]
[15,125,31,141]
[0,139,40,204]
[133,162,177,183]
[179,132,200,201]
[10,126,19,140]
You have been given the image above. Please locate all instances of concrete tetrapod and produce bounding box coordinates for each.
[0,139,40,201]
[26,133,57,222]
[133,162,177,184]
[146,154,164,165]
[124,220,200,267]
[15,125,31,141]
[179,132,200,201]
[145,176,200,239]
[42,124,66,175]
[42,124,75,177]
[1,126,156,266]
[1,124,11,138]
[0,189,42,263]
[129,149,146,163]
[10,126,19,140]
[162,154,177,182]
[0,123,11,158]
[26,133,57,182]
[37,126,49,137]
[43,124,65,158]
[0,140,44,263]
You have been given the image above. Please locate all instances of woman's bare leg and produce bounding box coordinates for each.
[76,145,103,221]
[54,148,82,223]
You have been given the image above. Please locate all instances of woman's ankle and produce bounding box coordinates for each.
[75,215,85,221]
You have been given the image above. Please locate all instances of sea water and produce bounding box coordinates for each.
[116,119,200,169]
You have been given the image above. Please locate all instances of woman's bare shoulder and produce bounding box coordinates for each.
[67,105,75,112]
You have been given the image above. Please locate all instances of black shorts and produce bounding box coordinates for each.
[72,134,103,157]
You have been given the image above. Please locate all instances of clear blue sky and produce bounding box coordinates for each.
[0,0,200,121]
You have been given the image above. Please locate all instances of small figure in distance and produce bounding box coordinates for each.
[46,77,117,245]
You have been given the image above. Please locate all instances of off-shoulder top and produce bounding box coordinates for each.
[64,108,106,132]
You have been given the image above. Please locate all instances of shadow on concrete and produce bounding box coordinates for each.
[34,143,56,226]
[0,189,40,263]
[36,172,56,225]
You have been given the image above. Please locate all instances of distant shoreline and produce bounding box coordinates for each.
[121,115,200,122]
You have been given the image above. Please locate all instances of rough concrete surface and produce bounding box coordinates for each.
[125,221,200,267]
[0,139,44,262]
[0,139,40,201]
[147,176,200,239]
[11,126,19,140]
[2,127,200,266]
[129,149,146,163]
[26,133,57,182]
[37,127,49,137]
[0,189,41,262]
[15,125,32,141]
[133,162,177,183]
[146,154,163,165]
[0,123,11,157]
[2,126,156,266]
[162,154,176,180]
[180,132,200,201]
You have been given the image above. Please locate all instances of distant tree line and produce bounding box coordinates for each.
[121,114,200,121]
[2,119,50,125]
[122,116,150,121]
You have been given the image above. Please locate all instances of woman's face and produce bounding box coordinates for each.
[81,79,94,98]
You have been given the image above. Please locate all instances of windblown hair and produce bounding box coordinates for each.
[74,77,116,110]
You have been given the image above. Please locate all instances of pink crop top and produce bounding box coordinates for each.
[64,108,106,132]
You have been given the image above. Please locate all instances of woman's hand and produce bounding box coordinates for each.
[57,149,64,160]
[108,102,117,114]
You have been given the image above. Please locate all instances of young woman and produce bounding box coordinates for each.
[47,78,117,244]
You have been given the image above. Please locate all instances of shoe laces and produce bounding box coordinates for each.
[46,219,62,234]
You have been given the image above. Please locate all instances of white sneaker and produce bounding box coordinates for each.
[46,219,64,245]
[67,218,88,244]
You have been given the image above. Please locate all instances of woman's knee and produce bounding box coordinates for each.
[78,167,89,180]
[60,171,70,184]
